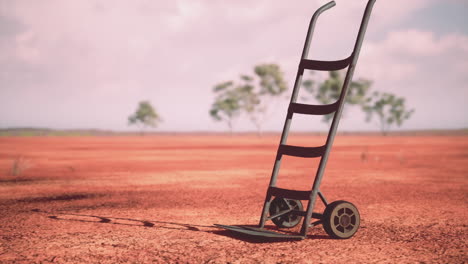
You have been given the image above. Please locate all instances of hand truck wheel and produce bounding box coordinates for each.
[269,197,303,228]
[322,200,360,239]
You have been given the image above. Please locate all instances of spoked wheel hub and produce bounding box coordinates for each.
[339,213,351,227]
[323,200,360,239]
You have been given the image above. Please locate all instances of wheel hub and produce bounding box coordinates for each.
[339,214,351,228]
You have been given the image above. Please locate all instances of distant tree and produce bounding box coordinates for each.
[128,101,162,134]
[251,64,288,135]
[209,81,244,134]
[363,92,415,135]
[236,75,260,126]
[210,64,288,136]
[241,64,288,136]
[302,71,372,122]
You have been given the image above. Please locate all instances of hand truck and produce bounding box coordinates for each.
[215,0,377,240]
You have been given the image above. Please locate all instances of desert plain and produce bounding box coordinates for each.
[0,134,467,263]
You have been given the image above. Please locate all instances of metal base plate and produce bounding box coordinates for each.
[214,224,304,240]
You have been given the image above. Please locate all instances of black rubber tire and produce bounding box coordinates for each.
[269,197,303,228]
[322,200,360,239]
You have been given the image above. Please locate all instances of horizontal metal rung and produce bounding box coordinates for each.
[268,187,311,200]
[278,144,326,158]
[292,210,307,217]
[299,56,352,72]
[312,212,323,219]
[289,102,339,115]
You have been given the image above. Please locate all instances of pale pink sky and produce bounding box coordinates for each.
[1,0,467,131]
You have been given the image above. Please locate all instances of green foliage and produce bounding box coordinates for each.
[302,70,414,134]
[237,76,260,114]
[128,101,162,131]
[254,64,288,95]
[210,64,288,135]
[209,81,245,133]
[363,92,415,135]
[246,64,288,135]
[303,71,371,122]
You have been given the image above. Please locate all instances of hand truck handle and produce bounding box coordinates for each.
[300,1,336,60]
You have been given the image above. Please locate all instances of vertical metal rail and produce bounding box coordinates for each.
[259,1,337,228]
[300,0,377,236]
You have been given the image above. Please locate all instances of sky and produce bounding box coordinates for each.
[1,0,467,132]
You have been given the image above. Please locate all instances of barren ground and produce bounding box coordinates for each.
[0,135,467,263]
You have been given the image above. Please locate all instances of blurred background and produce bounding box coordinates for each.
[0,0,467,133]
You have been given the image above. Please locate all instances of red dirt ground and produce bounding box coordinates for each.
[0,135,467,263]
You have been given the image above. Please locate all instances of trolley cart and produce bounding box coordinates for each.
[215,0,377,240]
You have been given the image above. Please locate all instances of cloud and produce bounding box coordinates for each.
[355,29,468,130]
[360,29,468,82]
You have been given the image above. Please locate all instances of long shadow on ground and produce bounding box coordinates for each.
[31,209,330,243]
[31,208,209,231]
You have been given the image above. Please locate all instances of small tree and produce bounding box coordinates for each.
[302,71,372,122]
[209,81,244,134]
[209,64,288,136]
[240,64,288,136]
[128,101,162,134]
[237,75,260,126]
[363,92,414,135]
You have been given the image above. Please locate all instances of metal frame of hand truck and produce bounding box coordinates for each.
[216,0,377,239]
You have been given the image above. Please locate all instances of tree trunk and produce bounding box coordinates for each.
[380,116,387,136]
[228,120,233,136]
